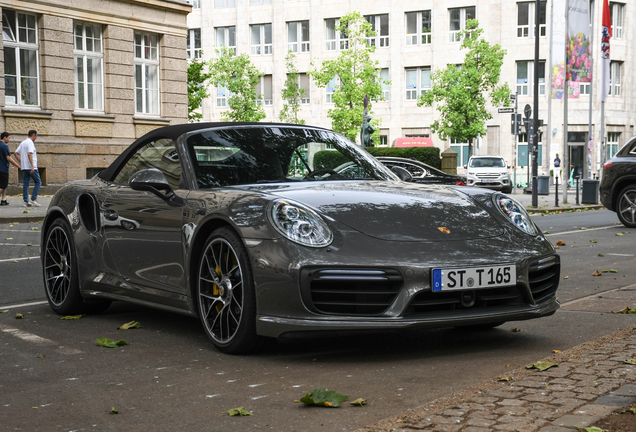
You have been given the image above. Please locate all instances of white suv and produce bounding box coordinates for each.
[464,156,512,193]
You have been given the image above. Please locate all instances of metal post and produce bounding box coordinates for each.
[576,176,580,205]
[513,93,518,193]
[531,0,540,208]
[555,175,559,207]
[562,1,570,204]
[586,0,594,179]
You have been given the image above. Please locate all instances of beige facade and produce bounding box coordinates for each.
[0,0,190,185]
[189,0,634,178]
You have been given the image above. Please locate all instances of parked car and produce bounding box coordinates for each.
[600,137,636,227]
[42,123,560,354]
[464,155,513,193]
[377,157,466,186]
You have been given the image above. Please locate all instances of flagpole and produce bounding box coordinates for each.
[547,0,554,185]
[586,0,594,180]
[562,0,569,204]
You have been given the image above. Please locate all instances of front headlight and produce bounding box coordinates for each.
[268,199,333,248]
[494,194,537,235]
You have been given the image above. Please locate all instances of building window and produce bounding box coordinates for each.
[216,26,236,54]
[250,0,271,4]
[405,67,430,100]
[326,76,340,103]
[517,133,543,166]
[449,6,475,42]
[579,82,591,95]
[610,2,624,39]
[450,138,471,167]
[364,14,389,48]
[516,60,546,96]
[607,132,620,159]
[214,0,235,7]
[2,10,39,106]
[406,11,431,45]
[74,22,103,111]
[217,85,230,107]
[380,68,389,101]
[134,31,159,115]
[325,18,348,51]
[517,2,547,38]
[609,61,621,97]
[251,24,272,55]
[288,21,309,53]
[299,73,310,104]
[256,75,273,105]
[379,135,388,146]
[187,0,201,9]
[187,28,201,59]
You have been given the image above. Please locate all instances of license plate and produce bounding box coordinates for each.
[432,264,516,292]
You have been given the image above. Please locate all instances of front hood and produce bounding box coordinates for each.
[252,181,505,242]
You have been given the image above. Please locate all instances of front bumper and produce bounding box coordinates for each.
[466,178,511,190]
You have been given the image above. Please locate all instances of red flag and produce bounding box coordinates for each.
[602,0,612,38]
[600,0,612,102]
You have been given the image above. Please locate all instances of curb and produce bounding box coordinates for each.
[526,205,604,214]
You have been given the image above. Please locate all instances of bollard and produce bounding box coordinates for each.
[555,176,559,207]
[575,176,580,205]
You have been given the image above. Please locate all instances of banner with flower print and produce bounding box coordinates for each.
[567,0,592,83]
[550,0,566,99]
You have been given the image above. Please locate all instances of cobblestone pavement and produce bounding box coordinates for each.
[356,326,636,432]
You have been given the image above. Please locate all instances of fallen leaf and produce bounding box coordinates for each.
[60,315,84,320]
[590,239,597,243]
[543,231,550,234]
[0,310,8,313]
[616,233,624,236]
[526,361,559,371]
[350,398,367,407]
[580,227,588,230]
[31,227,38,230]
[118,321,142,330]
[438,227,450,234]
[5,237,12,240]
[552,350,562,353]
[511,328,521,332]
[556,240,566,246]
[563,276,569,279]
[15,313,23,319]
[95,338,129,348]
[295,389,350,407]
[607,269,618,273]
[22,210,28,214]
[623,359,636,365]
[573,427,607,432]
[498,377,513,383]
[110,407,119,414]
[598,254,605,257]
[226,407,252,416]
[26,243,32,246]
[620,408,636,414]
[37,354,45,358]
[592,271,602,276]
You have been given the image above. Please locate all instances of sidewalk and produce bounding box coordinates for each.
[0,194,50,224]
[507,186,604,214]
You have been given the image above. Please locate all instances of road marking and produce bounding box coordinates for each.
[606,253,635,257]
[0,325,56,346]
[0,300,48,309]
[560,283,636,307]
[544,225,618,236]
[0,256,40,263]
[0,243,39,247]
[0,230,42,233]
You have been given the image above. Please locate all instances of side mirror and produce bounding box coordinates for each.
[463,165,468,169]
[391,166,413,182]
[129,168,186,207]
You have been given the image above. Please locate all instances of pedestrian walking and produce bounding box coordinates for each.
[553,153,562,180]
[14,130,41,207]
[0,132,21,205]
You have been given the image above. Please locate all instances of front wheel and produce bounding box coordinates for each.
[617,185,636,228]
[197,227,261,354]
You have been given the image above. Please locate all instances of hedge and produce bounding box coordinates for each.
[313,146,442,171]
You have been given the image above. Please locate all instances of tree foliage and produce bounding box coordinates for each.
[279,51,306,125]
[309,12,387,142]
[418,20,511,150]
[187,56,211,122]
[208,47,266,122]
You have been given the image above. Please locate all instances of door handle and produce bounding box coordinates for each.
[103,209,119,221]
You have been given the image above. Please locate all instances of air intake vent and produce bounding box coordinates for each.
[404,285,524,316]
[528,255,560,302]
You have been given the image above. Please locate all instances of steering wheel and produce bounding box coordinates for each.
[304,168,340,180]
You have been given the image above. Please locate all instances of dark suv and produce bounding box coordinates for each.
[600,137,636,227]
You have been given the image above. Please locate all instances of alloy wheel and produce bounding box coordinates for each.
[44,226,72,306]
[619,188,636,226]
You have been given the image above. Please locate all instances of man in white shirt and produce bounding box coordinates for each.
[14,130,41,207]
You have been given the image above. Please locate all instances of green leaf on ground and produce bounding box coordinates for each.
[590,239,597,243]
[620,408,636,414]
[95,338,129,348]
[5,237,12,240]
[511,328,521,332]
[22,210,28,214]
[598,254,605,257]
[0,310,8,313]
[110,407,119,414]
[616,233,624,236]
[526,361,558,371]
[60,315,84,320]
[295,389,350,407]
[612,307,634,314]
[226,407,252,416]
[31,227,38,230]
[573,427,607,432]
[623,359,636,365]
[15,313,23,319]
[117,321,142,330]
[350,398,367,406]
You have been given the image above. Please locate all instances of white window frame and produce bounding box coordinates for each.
[517,2,547,38]
[134,31,160,115]
[256,74,273,105]
[2,10,39,107]
[579,82,591,95]
[187,0,201,9]
[364,14,389,48]
[610,2,624,40]
[609,61,622,97]
[288,21,310,53]
[516,60,546,96]
[449,6,475,42]
[74,21,104,112]
[405,11,432,45]
[405,67,430,100]
[325,18,349,51]
[251,23,272,56]
[216,84,231,107]
[607,132,620,159]
[299,73,310,104]
[326,75,340,104]
[214,0,235,8]
[216,26,236,54]
[380,68,389,101]
[187,28,201,60]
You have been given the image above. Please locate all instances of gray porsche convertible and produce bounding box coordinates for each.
[42,123,560,354]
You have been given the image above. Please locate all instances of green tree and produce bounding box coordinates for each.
[309,12,387,142]
[418,20,511,157]
[279,51,306,125]
[187,56,211,122]
[208,47,266,122]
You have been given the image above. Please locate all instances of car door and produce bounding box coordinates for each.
[101,137,188,306]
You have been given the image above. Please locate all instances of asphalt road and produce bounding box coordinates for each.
[1,211,635,431]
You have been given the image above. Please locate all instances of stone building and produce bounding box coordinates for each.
[187,0,633,178]
[0,0,190,186]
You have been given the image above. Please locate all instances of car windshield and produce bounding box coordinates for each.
[469,157,506,168]
[185,125,397,188]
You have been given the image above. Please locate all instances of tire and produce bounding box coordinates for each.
[197,227,261,354]
[502,186,513,194]
[616,185,636,228]
[42,218,111,315]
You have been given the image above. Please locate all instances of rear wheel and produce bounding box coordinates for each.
[617,185,636,228]
[197,227,261,354]
[43,218,110,315]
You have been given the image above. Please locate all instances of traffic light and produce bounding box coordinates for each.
[510,113,522,135]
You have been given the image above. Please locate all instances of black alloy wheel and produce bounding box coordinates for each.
[617,185,636,228]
